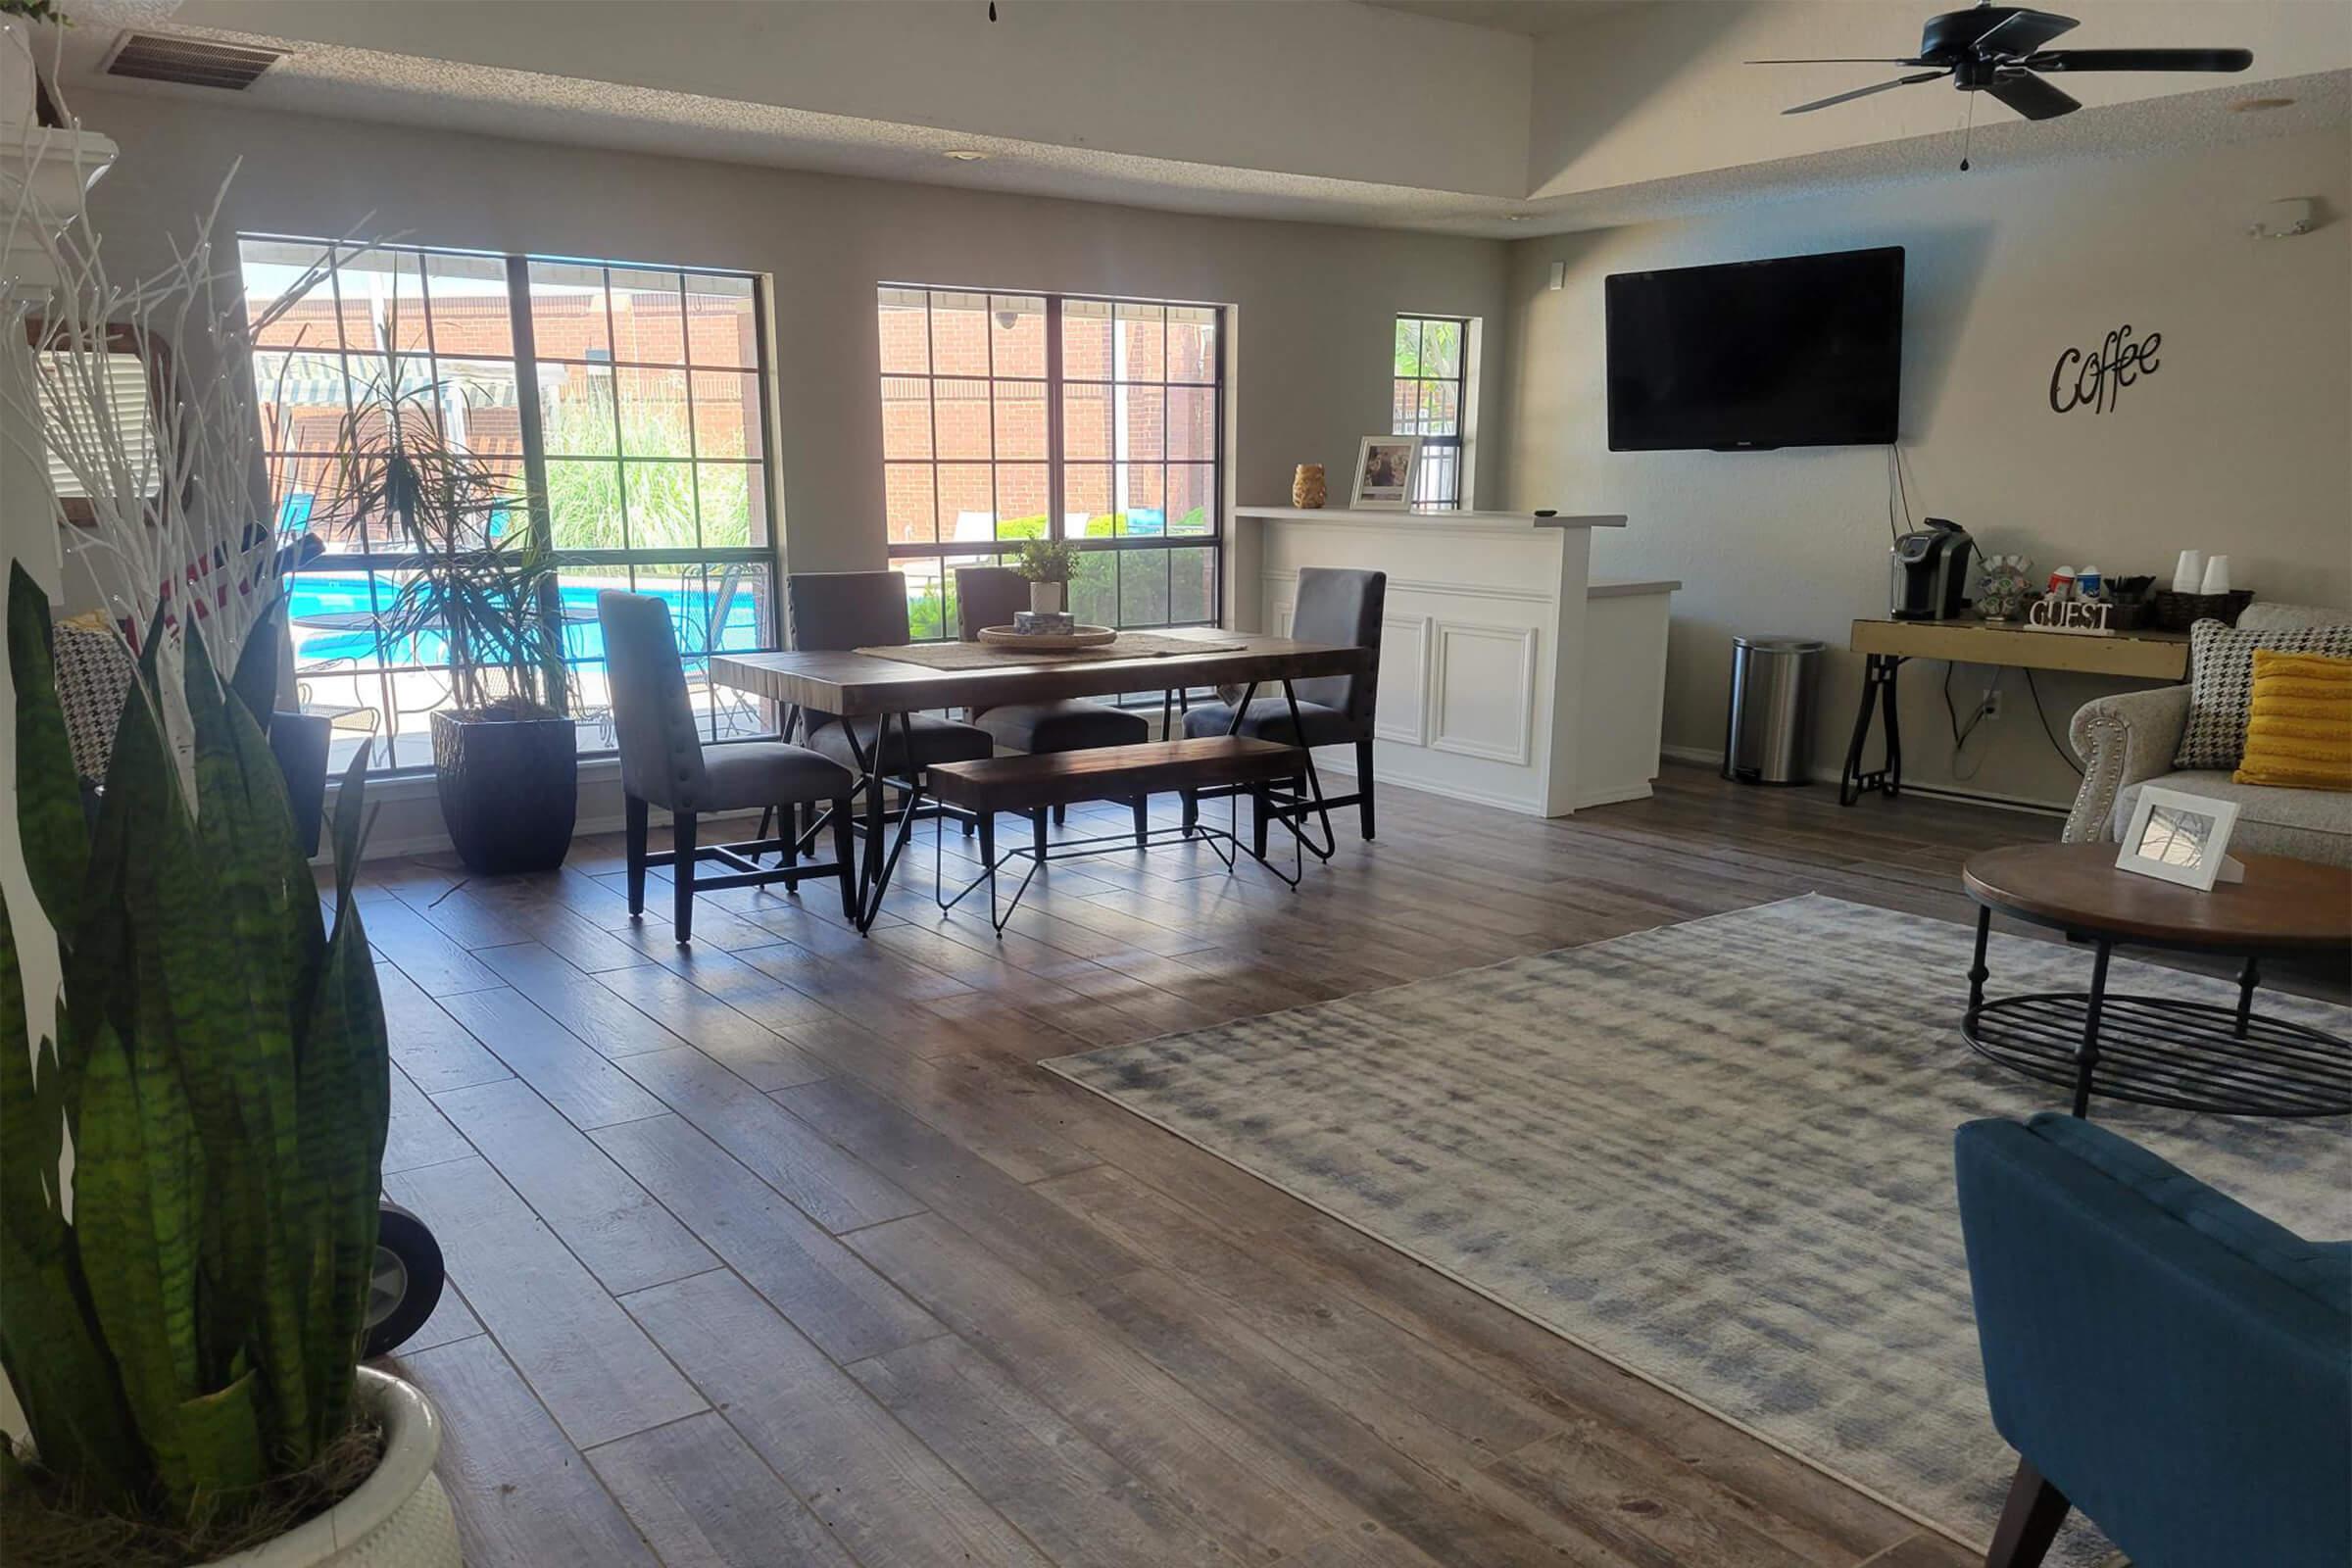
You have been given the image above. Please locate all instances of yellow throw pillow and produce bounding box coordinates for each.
[2232,649,2352,791]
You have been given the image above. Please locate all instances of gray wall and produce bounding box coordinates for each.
[77,87,1514,588]
[1501,127,2352,808]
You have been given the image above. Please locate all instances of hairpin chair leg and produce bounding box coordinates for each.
[831,795,858,921]
[672,810,698,944]
[624,794,649,916]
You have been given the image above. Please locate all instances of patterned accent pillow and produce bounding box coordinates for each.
[2175,617,2352,770]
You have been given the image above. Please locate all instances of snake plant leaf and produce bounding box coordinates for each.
[172,1366,269,1501]
[0,888,57,1232]
[0,1216,141,1505]
[179,622,313,1439]
[228,593,284,735]
[297,746,387,1446]
[6,563,88,938]
[69,1010,203,1509]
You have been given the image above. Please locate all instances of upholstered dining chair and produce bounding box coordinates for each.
[1181,565,1385,846]
[956,564,1151,849]
[598,590,858,943]
[785,569,994,865]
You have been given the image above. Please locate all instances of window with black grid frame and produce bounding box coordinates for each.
[877,286,1222,641]
[1393,315,1468,509]
[241,237,781,776]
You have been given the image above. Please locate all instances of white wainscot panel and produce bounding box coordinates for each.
[1430,621,1537,766]
[1375,614,1432,747]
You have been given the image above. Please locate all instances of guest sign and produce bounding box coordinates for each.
[2050,323,2161,416]
[2023,598,2114,637]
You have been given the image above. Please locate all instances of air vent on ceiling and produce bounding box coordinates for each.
[105,33,282,91]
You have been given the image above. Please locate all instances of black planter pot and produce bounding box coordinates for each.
[430,709,577,874]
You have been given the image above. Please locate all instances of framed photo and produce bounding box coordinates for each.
[1349,434,1422,510]
[2116,786,2242,891]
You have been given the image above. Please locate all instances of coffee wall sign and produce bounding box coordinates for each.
[2050,323,2162,416]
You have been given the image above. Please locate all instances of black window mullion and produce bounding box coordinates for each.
[603,268,630,552]
[1046,301,1065,544]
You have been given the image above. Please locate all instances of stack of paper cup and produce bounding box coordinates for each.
[2199,555,2231,595]
[2174,550,2205,594]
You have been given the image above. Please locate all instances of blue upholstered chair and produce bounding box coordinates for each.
[1953,1113,2350,1568]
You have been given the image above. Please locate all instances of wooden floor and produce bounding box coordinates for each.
[355,763,2077,1568]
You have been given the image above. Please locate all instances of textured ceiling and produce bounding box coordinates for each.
[1359,1,1643,37]
[38,2,2352,238]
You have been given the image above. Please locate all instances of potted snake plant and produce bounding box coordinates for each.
[0,566,457,1568]
[332,349,575,874]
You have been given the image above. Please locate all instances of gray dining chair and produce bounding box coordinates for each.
[956,564,1151,849]
[598,590,858,943]
[1182,565,1385,844]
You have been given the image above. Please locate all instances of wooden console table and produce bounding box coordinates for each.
[1840,617,2191,806]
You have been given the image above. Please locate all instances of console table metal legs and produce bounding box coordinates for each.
[1838,651,1904,806]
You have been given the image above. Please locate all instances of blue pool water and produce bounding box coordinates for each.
[287,572,763,667]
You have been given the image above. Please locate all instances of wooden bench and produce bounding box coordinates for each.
[925,736,1311,928]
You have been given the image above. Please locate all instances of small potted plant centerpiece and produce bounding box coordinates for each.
[334,350,577,874]
[1016,537,1079,616]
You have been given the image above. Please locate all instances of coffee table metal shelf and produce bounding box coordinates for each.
[1961,844,2352,1119]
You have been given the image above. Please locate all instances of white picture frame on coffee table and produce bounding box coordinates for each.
[2116,786,2244,891]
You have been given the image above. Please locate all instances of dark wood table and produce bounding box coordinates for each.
[711,631,1373,931]
[1960,844,2351,1117]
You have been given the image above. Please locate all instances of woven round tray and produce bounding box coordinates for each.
[977,624,1118,650]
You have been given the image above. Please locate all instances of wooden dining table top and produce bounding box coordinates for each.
[710,629,1371,716]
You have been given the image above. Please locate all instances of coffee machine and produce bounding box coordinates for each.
[1889,518,1974,620]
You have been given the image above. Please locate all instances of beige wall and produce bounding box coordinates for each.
[1502,127,2352,808]
[76,87,1513,588]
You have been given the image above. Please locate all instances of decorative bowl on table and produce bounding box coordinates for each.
[978,623,1118,650]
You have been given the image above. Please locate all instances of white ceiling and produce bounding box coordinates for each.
[37,0,2352,238]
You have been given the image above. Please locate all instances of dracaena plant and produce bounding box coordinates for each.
[0,564,389,1541]
[335,346,568,718]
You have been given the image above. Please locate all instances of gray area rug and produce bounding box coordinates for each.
[1041,895,2351,1562]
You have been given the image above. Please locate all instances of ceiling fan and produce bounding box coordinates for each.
[1750,4,2253,122]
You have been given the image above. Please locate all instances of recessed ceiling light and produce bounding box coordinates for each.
[1505,214,1535,222]
[2230,96,2294,112]
[943,148,990,162]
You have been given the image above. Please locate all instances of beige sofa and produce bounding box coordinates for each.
[2062,602,2352,865]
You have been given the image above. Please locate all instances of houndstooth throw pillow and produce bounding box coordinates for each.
[2175,616,2352,770]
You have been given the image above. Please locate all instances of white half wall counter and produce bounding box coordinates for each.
[1234,507,1672,816]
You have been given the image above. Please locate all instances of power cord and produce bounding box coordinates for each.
[2023,668,2084,777]
[1940,662,1998,782]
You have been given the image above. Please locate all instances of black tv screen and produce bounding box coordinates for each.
[1604,246,1903,451]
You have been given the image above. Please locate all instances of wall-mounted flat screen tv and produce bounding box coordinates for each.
[1604,246,1904,451]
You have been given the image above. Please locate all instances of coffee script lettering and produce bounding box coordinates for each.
[2050,323,2162,416]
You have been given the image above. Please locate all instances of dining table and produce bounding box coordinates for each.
[710,628,1374,931]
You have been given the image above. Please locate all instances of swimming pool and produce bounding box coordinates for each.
[287,571,767,667]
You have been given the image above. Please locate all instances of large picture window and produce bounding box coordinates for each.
[877,286,1221,639]
[1393,314,1467,509]
[240,238,778,773]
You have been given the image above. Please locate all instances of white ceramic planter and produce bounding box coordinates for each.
[1029,580,1065,614]
[204,1368,461,1568]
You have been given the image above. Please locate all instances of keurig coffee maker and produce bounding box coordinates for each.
[1889,518,1974,620]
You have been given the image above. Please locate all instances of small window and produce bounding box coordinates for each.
[1392,315,1468,509]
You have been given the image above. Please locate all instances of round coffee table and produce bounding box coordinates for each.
[1961,844,2351,1118]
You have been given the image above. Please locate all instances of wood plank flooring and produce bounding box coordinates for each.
[362,763,2107,1568]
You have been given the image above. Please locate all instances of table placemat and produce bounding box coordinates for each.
[855,631,1242,670]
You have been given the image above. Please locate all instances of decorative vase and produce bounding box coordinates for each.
[1292,464,1327,509]
[197,1367,460,1567]
[431,708,578,874]
[1030,580,1064,615]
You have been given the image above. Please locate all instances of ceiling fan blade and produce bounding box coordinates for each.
[2027,47,2254,73]
[1748,58,1924,66]
[1968,9,2079,57]
[1985,73,2082,121]
[1782,71,1949,116]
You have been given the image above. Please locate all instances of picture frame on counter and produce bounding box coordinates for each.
[2116,785,2244,891]
[1349,434,1422,510]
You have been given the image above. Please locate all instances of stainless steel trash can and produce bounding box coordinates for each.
[1723,635,1823,785]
